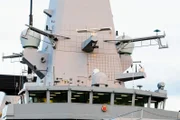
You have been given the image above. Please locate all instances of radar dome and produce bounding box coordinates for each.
[20,29,41,49]
[92,72,108,87]
[92,68,100,75]
[157,82,165,90]
[116,35,134,55]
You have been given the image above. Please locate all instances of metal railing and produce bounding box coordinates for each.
[103,109,178,120]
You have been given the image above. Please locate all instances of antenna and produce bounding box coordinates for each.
[76,27,112,36]
[28,0,33,74]
[116,31,119,36]
[154,29,161,35]
[29,0,33,26]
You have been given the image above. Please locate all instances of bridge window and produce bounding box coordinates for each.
[150,97,164,109]
[71,91,89,103]
[135,95,148,107]
[29,91,46,103]
[114,93,132,105]
[50,91,68,103]
[93,92,110,104]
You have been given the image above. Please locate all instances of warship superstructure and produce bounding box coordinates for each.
[0,0,179,120]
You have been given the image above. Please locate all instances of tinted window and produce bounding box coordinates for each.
[151,97,164,109]
[135,95,148,107]
[29,91,46,103]
[93,92,110,104]
[50,91,68,103]
[114,93,132,106]
[71,91,89,103]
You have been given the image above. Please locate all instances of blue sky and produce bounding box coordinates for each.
[0,0,180,111]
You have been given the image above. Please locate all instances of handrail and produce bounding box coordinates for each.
[106,109,143,120]
[104,109,178,120]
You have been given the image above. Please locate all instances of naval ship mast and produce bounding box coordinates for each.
[1,0,180,120]
[2,0,168,87]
